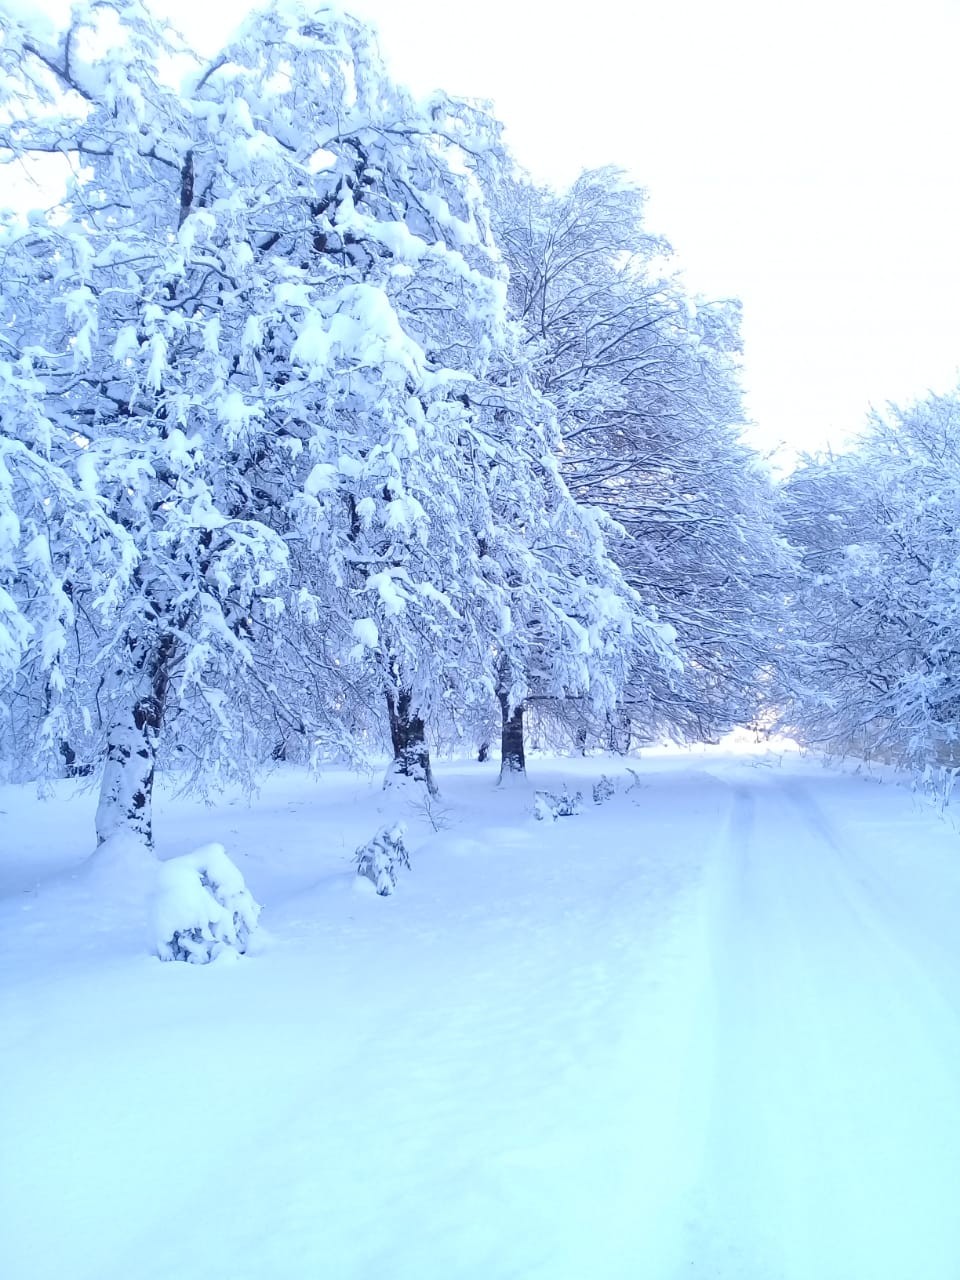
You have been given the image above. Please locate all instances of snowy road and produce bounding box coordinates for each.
[691,768,960,1278]
[3,752,960,1279]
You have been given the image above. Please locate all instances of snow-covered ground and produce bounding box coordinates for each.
[3,746,960,1279]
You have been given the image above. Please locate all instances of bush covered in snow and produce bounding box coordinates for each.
[152,844,261,964]
[592,775,616,804]
[355,824,410,896]
[593,773,616,803]
[533,789,583,821]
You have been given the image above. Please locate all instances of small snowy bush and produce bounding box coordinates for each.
[533,789,583,821]
[592,775,616,804]
[355,823,409,896]
[153,844,261,964]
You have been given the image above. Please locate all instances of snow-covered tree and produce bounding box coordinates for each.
[183,4,665,793]
[354,822,409,895]
[780,388,960,767]
[492,168,786,746]
[1,0,661,848]
[0,1,315,852]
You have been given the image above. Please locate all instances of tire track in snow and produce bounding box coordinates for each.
[783,777,960,1033]
[685,770,960,1280]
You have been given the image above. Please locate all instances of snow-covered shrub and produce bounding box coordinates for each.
[153,844,261,964]
[533,793,555,822]
[533,789,583,821]
[355,824,409,896]
[593,775,616,804]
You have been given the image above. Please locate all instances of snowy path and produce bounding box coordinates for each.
[691,768,960,1279]
[3,752,960,1278]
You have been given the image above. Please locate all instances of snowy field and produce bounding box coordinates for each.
[4,746,960,1280]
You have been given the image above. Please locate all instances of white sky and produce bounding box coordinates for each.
[23,0,960,456]
[337,0,960,458]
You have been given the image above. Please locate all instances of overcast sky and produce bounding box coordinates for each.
[35,0,960,456]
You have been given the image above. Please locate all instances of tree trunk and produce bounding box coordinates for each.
[498,693,526,781]
[94,636,171,851]
[385,687,438,796]
[95,698,159,849]
[606,710,631,755]
[59,739,92,778]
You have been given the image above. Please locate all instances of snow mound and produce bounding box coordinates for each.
[82,830,160,895]
[152,844,261,964]
[355,823,409,896]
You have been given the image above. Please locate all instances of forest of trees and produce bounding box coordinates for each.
[2,0,959,858]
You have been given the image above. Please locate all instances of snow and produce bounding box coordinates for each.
[351,616,379,649]
[304,462,338,495]
[354,821,409,895]
[4,746,960,1278]
[152,842,261,962]
[366,569,406,615]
